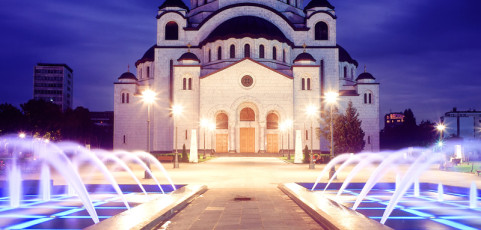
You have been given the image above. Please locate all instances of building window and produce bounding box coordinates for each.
[139,68,142,79]
[364,92,373,104]
[302,78,305,90]
[121,93,125,103]
[351,68,354,79]
[259,45,265,58]
[126,93,129,103]
[123,135,126,144]
[183,78,186,90]
[216,113,228,129]
[282,50,286,62]
[368,136,371,144]
[315,21,328,40]
[273,47,277,60]
[188,78,192,90]
[266,113,278,129]
[344,66,347,79]
[307,78,311,90]
[147,66,150,78]
[165,21,178,40]
[208,49,211,62]
[230,45,235,58]
[244,44,250,58]
[240,108,255,121]
[217,46,222,60]
[306,130,308,140]
[185,130,188,140]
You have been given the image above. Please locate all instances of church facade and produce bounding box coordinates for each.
[114,0,380,154]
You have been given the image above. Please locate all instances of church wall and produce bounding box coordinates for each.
[305,13,337,47]
[157,12,187,46]
[355,83,380,152]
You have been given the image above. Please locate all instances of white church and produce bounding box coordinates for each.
[114,0,380,154]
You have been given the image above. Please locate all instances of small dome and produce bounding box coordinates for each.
[118,71,137,80]
[293,52,316,63]
[304,0,335,11]
[177,52,200,62]
[135,45,155,66]
[159,0,189,11]
[356,72,375,81]
[338,45,358,67]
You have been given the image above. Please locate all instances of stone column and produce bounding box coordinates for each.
[259,122,266,153]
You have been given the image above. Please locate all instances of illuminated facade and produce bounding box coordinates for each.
[114,0,380,153]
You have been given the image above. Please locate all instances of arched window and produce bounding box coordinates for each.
[282,50,286,62]
[123,135,126,144]
[266,113,278,129]
[217,46,222,60]
[165,21,178,40]
[343,66,347,79]
[307,78,311,90]
[216,113,228,129]
[230,45,235,58]
[188,78,192,90]
[273,47,277,60]
[364,92,373,104]
[302,78,305,90]
[147,66,150,78]
[121,93,125,103]
[126,93,129,103]
[208,49,211,62]
[139,68,142,79]
[183,78,186,90]
[240,108,255,121]
[244,44,250,58]
[259,45,265,58]
[315,22,328,40]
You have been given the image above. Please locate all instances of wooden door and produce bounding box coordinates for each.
[266,134,278,153]
[216,134,228,153]
[240,128,255,152]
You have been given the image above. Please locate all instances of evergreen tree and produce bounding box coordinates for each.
[0,103,24,135]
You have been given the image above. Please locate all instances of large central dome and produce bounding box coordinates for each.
[201,16,291,46]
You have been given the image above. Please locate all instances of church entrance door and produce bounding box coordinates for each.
[216,134,228,153]
[240,128,255,152]
[266,134,278,153]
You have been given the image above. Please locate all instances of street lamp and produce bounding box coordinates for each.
[18,132,26,139]
[325,91,339,179]
[172,104,183,168]
[284,119,293,160]
[141,89,156,179]
[306,105,318,169]
[200,119,213,160]
[436,123,446,148]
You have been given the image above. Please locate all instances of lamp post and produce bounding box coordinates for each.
[284,119,292,160]
[141,89,156,179]
[172,104,183,168]
[280,122,285,156]
[436,123,446,148]
[306,105,317,169]
[325,91,338,179]
[210,123,215,156]
[200,119,212,160]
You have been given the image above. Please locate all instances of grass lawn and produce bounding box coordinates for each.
[451,161,481,173]
[279,156,295,163]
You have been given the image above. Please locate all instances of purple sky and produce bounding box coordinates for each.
[1,0,480,126]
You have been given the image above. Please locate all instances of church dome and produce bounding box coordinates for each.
[338,45,358,67]
[356,72,375,81]
[304,0,335,11]
[135,45,155,66]
[201,16,292,46]
[159,0,189,11]
[118,71,137,81]
[293,52,316,63]
[177,52,200,62]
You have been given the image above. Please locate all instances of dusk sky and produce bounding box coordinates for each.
[1,0,480,126]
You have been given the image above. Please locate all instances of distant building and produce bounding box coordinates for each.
[442,108,481,140]
[90,111,114,150]
[33,63,73,111]
[384,112,404,128]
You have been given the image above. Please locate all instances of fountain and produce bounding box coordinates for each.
[286,140,481,229]
[0,135,187,229]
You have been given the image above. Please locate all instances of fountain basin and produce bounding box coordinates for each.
[282,183,481,230]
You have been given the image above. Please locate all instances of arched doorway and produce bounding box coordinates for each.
[266,113,279,153]
[216,113,228,153]
[239,107,255,152]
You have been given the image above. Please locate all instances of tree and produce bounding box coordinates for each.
[0,103,24,135]
[63,107,94,144]
[21,99,63,140]
[321,101,365,155]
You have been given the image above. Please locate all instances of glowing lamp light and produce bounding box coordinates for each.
[141,89,157,104]
[306,105,318,117]
[436,124,446,132]
[325,91,339,104]
[18,133,26,138]
[437,141,443,147]
[172,104,183,116]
